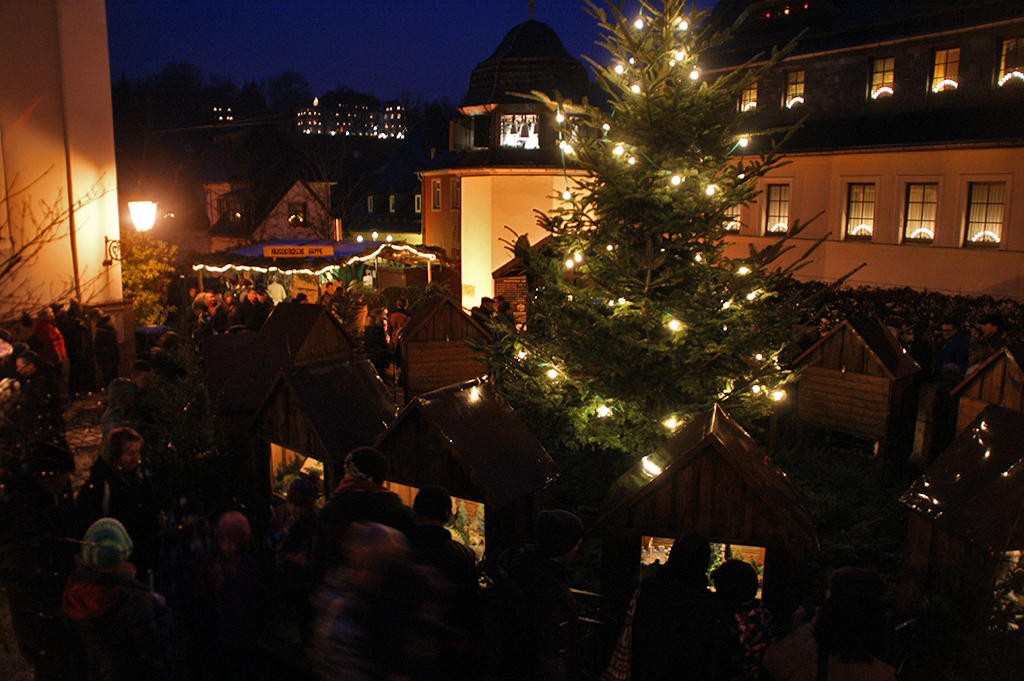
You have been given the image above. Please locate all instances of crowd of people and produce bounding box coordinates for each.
[5,289,1006,681]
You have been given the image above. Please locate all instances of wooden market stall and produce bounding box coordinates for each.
[596,404,818,626]
[397,294,491,402]
[897,404,1024,616]
[260,303,357,365]
[792,314,920,471]
[254,359,398,500]
[951,346,1024,436]
[374,377,560,560]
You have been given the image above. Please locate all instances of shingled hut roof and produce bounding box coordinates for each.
[900,404,1024,553]
[461,19,590,108]
[793,314,920,380]
[597,404,818,551]
[256,359,398,464]
[259,303,357,364]
[375,377,559,509]
[201,330,291,415]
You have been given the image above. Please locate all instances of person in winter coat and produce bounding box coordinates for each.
[61,517,171,681]
[507,509,586,681]
[196,511,267,681]
[312,447,414,580]
[33,306,67,368]
[711,559,774,681]
[92,314,120,386]
[629,533,737,681]
[312,521,444,681]
[75,427,161,578]
[762,567,896,681]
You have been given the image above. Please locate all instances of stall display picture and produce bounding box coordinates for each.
[272,451,325,506]
[450,497,485,561]
[641,535,766,596]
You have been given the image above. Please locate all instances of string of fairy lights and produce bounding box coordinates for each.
[522,6,788,433]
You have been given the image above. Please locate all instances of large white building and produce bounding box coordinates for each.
[706,0,1024,298]
[419,16,592,309]
[0,0,122,318]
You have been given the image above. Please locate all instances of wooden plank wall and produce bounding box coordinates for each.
[408,303,488,343]
[621,448,803,549]
[406,341,486,396]
[797,366,891,439]
[955,354,1024,434]
[294,317,353,364]
[805,325,890,377]
[897,512,995,615]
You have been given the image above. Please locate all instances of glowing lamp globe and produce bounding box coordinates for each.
[128,201,157,233]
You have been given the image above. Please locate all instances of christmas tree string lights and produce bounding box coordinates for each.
[485,0,825,466]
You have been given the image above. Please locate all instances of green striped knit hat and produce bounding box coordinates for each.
[81,518,133,569]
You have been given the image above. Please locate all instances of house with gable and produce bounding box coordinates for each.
[702,0,1024,298]
[419,9,597,309]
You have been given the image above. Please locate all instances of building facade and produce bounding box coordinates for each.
[419,17,592,308]
[0,0,122,317]
[297,92,407,139]
[705,0,1024,297]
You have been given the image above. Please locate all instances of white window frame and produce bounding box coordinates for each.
[844,183,876,240]
[432,179,442,211]
[931,47,960,92]
[785,70,805,109]
[901,181,940,244]
[415,194,422,214]
[870,56,895,99]
[764,183,790,234]
[451,178,461,210]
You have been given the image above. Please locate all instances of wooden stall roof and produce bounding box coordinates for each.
[793,314,920,379]
[596,404,818,550]
[256,359,398,462]
[375,377,559,509]
[400,294,491,342]
[201,331,291,415]
[900,404,1024,554]
[259,303,357,364]
[952,345,1024,401]
[492,235,553,279]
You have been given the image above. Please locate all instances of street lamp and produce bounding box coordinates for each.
[104,200,157,266]
[128,201,157,232]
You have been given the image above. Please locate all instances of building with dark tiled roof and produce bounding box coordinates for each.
[703,0,1024,297]
[419,13,595,308]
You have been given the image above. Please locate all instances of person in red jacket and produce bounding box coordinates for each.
[33,306,67,368]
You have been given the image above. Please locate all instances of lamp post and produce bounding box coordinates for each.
[104,200,157,266]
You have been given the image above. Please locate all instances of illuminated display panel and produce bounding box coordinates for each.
[642,535,766,598]
[500,114,540,149]
[389,482,486,561]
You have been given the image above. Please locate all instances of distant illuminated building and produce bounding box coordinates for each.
[296,94,406,138]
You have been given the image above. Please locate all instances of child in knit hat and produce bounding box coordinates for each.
[62,518,170,680]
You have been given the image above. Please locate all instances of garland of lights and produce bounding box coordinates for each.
[526,6,790,432]
[192,242,439,279]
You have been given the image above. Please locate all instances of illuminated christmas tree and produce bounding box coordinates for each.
[486,0,835,482]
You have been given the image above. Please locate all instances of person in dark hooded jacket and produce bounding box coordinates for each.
[312,447,414,580]
[62,517,171,681]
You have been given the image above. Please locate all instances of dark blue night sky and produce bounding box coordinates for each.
[104,0,634,102]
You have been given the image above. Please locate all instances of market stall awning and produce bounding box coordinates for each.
[192,239,446,277]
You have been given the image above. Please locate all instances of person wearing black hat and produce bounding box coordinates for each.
[506,509,586,681]
[312,447,414,580]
